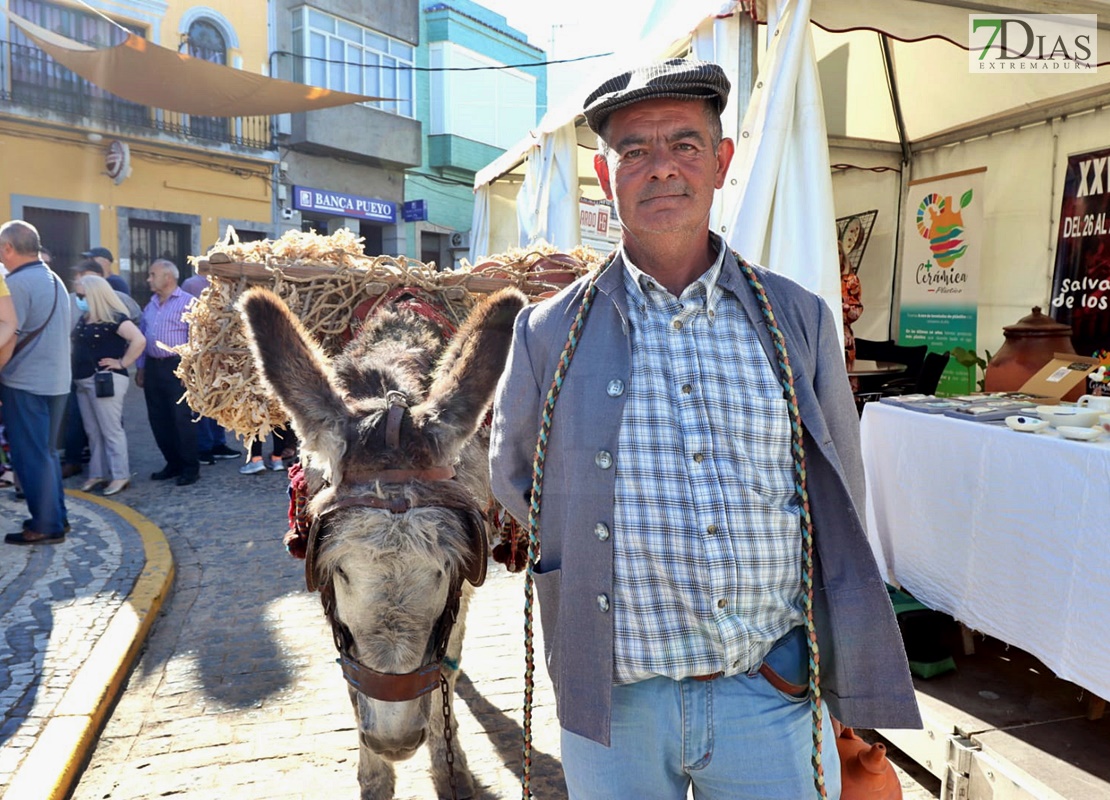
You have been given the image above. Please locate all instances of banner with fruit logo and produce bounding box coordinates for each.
[1049,146,1110,361]
[899,167,986,395]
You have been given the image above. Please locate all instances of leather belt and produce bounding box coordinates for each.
[689,664,807,697]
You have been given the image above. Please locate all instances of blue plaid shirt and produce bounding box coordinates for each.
[612,238,804,684]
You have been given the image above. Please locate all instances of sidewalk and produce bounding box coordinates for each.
[0,487,172,799]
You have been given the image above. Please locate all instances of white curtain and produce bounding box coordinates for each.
[469,185,492,265]
[722,0,843,343]
[515,122,581,249]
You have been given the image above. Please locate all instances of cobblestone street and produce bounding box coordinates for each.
[1,387,939,800]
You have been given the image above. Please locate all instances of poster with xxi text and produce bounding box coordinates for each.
[1050,146,1110,359]
[899,168,985,395]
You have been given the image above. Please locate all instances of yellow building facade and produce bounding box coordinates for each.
[0,0,276,304]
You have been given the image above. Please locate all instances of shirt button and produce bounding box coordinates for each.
[672,319,683,330]
[692,453,704,464]
[595,451,613,469]
[717,598,728,609]
[606,379,624,397]
[597,594,610,613]
[595,523,610,541]
[682,384,692,394]
[706,524,718,535]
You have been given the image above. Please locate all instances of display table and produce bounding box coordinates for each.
[860,402,1110,704]
[847,359,906,378]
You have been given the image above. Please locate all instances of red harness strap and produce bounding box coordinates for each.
[284,461,311,559]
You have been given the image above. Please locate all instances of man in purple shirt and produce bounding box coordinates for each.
[136,259,200,485]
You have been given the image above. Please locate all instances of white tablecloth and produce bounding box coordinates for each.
[861,402,1110,701]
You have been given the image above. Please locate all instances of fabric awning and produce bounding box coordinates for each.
[3,9,388,117]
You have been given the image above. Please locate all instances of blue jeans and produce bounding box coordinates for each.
[1,386,68,535]
[194,415,226,453]
[560,628,841,799]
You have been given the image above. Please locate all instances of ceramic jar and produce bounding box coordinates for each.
[984,306,1079,398]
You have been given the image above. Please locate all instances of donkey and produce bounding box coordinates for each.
[237,286,527,800]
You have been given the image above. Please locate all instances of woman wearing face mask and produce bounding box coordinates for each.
[71,274,146,495]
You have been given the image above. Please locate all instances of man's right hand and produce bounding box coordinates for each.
[135,367,144,389]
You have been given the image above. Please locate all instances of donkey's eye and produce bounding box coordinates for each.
[334,566,348,582]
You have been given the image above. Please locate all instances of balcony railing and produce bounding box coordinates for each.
[0,40,273,150]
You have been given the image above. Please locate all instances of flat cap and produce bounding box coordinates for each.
[81,246,114,262]
[583,58,730,135]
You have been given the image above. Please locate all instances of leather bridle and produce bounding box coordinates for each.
[303,393,488,703]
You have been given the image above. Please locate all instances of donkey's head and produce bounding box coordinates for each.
[238,287,526,761]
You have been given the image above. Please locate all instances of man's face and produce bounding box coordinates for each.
[147,266,167,294]
[0,239,12,271]
[593,98,733,242]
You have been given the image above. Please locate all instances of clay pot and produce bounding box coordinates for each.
[836,727,903,800]
[984,306,1080,400]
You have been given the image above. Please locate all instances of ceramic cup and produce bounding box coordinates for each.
[1077,394,1110,412]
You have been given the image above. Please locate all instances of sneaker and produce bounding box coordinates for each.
[266,456,286,471]
[198,451,216,466]
[210,443,241,460]
[239,458,266,475]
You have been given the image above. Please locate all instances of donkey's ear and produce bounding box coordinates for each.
[237,288,349,478]
[413,288,527,451]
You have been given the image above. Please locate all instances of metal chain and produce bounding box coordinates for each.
[520,251,827,798]
[440,674,458,800]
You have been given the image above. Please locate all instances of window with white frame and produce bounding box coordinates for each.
[291,8,414,118]
[428,43,536,150]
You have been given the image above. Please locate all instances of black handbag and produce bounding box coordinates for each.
[94,370,115,398]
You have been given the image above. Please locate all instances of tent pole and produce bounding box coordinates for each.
[879,34,910,168]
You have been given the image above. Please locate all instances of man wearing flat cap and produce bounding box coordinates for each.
[491,58,919,798]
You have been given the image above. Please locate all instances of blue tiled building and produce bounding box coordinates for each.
[406,1,546,268]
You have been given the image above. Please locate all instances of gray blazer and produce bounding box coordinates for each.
[489,249,922,745]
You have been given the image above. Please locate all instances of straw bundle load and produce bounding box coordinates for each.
[176,228,607,445]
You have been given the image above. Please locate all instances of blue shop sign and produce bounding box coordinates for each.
[293,186,396,223]
[403,199,427,222]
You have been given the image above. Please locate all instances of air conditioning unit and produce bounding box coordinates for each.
[449,230,471,250]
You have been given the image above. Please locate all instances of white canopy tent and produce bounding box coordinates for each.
[472,0,1110,356]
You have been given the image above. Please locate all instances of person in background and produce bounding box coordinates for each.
[81,246,131,296]
[840,241,864,391]
[490,59,920,798]
[0,220,71,544]
[0,261,18,363]
[71,275,145,496]
[136,259,200,486]
[179,272,240,464]
[239,427,297,474]
[61,258,143,479]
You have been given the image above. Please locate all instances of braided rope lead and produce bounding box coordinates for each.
[521,264,606,800]
[737,255,827,799]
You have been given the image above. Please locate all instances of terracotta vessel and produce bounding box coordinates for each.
[836,727,903,800]
[984,306,1080,400]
